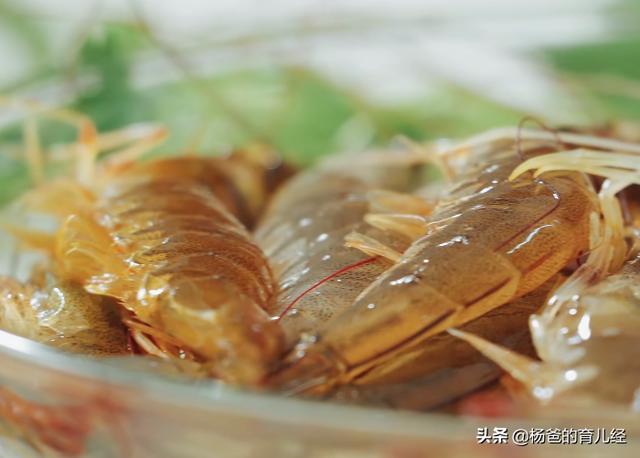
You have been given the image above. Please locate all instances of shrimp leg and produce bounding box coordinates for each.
[0,94,99,184]
[2,119,167,257]
[22,117,44,185]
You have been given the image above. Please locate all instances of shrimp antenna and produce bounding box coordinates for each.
[128,0,276,151]
[0,95,99,186]
[515,116,564,162]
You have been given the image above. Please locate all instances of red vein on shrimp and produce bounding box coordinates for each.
[277,256,380,321]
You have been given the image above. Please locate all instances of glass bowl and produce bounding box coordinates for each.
[1,1,640,457]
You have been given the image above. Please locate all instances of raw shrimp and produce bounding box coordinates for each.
[269,134,600,396]
[255,150,436,349]
[329,277,557,410]
[1,99,290,383]
[0,276,129,356]
[453,144,640,409]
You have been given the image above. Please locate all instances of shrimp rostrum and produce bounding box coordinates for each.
[1,99,291,384]
[268,128,640,401]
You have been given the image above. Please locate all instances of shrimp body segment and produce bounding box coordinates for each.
[328,277,556,410]
[19,155,287,384]
[1,99,292,382]
[272,146,597,392]
[255,156,432,349]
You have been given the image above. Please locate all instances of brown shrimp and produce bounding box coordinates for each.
[254,150,436,350]
[2,100,291,384]
[269,134,599,397]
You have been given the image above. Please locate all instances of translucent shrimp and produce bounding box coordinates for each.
[453,145,640,409]
[255,150,437,349]
[269,135,600,396]
[2,98,290,384]
[0,276,129,356]
[328,277,558,410]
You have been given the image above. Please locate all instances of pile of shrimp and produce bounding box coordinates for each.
[2,97,640,438]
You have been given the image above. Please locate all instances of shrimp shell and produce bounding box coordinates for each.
[0,277,129,356]
[453,146,640,409]
[328,277,556,410]
[24,156,286,384]
[255,156,429,349]
[270,143,597,394]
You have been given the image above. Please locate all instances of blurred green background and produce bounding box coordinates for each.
[0,0,639,205]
